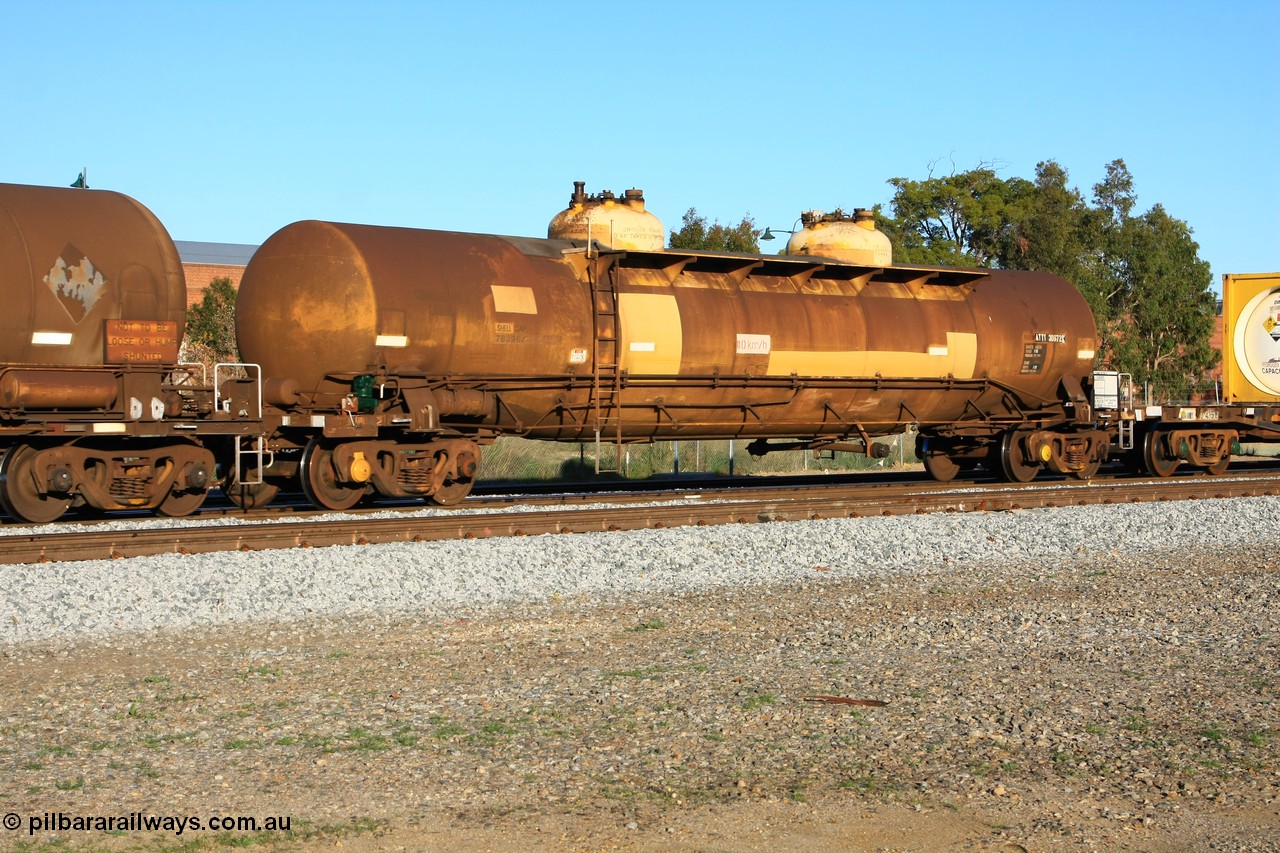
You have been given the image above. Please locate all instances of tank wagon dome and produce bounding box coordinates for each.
[547,181,665,251]
[786,208,892,266]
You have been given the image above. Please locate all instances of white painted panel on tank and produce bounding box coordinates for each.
[491,285,538,314]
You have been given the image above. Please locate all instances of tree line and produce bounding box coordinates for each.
[671,158,1218,402]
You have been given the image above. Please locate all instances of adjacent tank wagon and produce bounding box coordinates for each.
[0,183,257,522]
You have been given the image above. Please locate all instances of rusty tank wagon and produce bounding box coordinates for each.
[234,203,1108,509]
[0,182,258,522]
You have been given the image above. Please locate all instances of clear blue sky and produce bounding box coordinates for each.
[4,0,1277,292]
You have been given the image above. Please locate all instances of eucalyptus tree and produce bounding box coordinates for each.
[668,208,762,253]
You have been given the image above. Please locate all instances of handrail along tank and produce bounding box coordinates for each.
[237,218,1103,506]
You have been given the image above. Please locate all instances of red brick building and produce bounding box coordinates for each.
[175,240,256,307]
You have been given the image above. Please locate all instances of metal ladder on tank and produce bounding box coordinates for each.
[589,257,624,474]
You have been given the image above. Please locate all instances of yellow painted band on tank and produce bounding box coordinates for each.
[490,285,538,314]
[618,292,682,374]
[767,331,978,378]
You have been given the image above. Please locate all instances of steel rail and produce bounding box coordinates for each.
[4,472,1277,566]
[23,457,1280,528]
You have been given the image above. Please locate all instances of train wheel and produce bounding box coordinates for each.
[218,451,283,510]
[920,439,962,483]
[300,439,367,511]
[997,431,1039,483]
[428,478,475,507]
[155,487,208,518]
[1142,431,1179,477]
[1070,458,1103,481]
[225,480,281,510]
[1205,455,1230,476]
[0,444,73,524]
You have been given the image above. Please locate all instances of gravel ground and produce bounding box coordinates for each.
[5,495,1280,647]
[0,497,1278,850]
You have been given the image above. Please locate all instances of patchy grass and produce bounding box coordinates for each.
[141,732,197,750]
[1124,714,1151,732]
[1051,750,1081,775]
[1244,729,1272,747]
[432,721,467,740]
[342,727,390,752]
[837,774,885,794]
[467,721,520,744]
[223,738,262,750]
[741,693,777,711]
[1197,723,1226,744]
[603,666,668,680]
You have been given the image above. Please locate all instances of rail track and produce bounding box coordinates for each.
[5,465,1279,566]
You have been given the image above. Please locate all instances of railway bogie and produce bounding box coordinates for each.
[1119,415,1248,478]
[1145,425,1236,475]
[289,434,482,510]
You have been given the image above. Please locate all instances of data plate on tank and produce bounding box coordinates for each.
[104,319,180,364]
[1020,333,1050,375]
